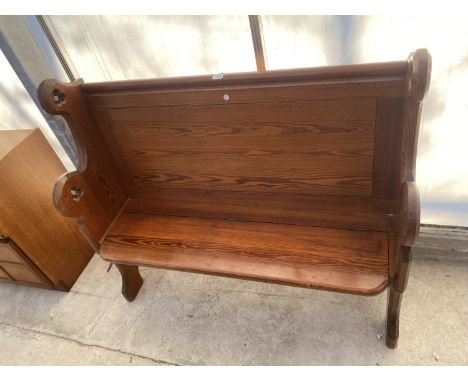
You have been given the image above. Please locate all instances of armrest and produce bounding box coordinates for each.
[52,170,117,250]
[399,181,420,246]
[38,79,126,250]
[396,49,429,246]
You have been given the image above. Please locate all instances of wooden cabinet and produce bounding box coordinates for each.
[0,238,53,288]
[0,129,94,291]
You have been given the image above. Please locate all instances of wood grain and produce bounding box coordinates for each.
[0,130,31,159]
[0,240,22,263]
[400,181,420,246]
[0,262,45,285]
[0,267,11,280]
[0,238,53,288]
[125,190,398,232]
[42,50,432,344]
[386,245,412,348]
[38,79,127,249]
[372,98,404,199]
[101,98,376,197]
[82,59,407,94]
[386,49,431,349]
[115,263,143,302]
[0,129,93,290]
[101,214,389,296]
[400,49,432,183]
[87,80,404,109]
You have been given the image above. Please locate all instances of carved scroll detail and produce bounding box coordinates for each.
[398,49,431,244]
[400,181,420,246]
[38,79,126,249]
[386,49,431,349]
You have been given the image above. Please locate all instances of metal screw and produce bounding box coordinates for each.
[70,187,82,201]
[223,94,230,101]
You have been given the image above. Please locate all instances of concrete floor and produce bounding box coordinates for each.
[0,253,467,365]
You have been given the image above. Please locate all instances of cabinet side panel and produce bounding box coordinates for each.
[0,129,94,289]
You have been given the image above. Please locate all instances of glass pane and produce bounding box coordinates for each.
[48,15,257,82]
[261,16,343,69]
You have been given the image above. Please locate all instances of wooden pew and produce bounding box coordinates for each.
[39,49,431,348]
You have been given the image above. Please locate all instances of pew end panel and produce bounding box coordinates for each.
[38,79,127,250]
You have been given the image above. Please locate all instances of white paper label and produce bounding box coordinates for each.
[212,72,224,80]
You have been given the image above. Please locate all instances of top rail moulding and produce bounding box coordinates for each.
[81,60,408,94]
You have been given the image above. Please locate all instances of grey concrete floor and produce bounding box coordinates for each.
[0,254,467,365]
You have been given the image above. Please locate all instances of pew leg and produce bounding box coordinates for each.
[385,245,412,349]
[115,263,143,302]
[386,287,402,348]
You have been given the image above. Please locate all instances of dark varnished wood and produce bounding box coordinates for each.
[102,214,388,296]
[38,80,127,249]
[125,190,398,232]
[386,245,412,348]
[42,50,431,347]
[115,263,143,302]
[372,98,404,199]
[102,98,376,197]
[81,60,407,94]
[87,79,405,109]
[385,49,431,348]
[372,97,405,276]
[400,181,420,246]
[400,49,431,184]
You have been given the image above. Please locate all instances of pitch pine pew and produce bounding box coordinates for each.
[38,49,431,348]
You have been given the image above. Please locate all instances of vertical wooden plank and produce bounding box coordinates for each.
[88,107,135,191]
[400,49,431,184]
[36,15,79,81]
[372,98,404,199]
[248,15,267,72]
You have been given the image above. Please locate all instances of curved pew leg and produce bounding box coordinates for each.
[386,245,412,348]
[386,287,402,348]
[115,263,143,302]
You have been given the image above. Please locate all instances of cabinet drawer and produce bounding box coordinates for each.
[0,240,21,263]
[0,266,11,280]
[0,239,52,288]
[0,262,46,286]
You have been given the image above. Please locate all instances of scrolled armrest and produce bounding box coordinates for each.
[39,78,126,250]
[399,181,420,246]
[52,171,112,250]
